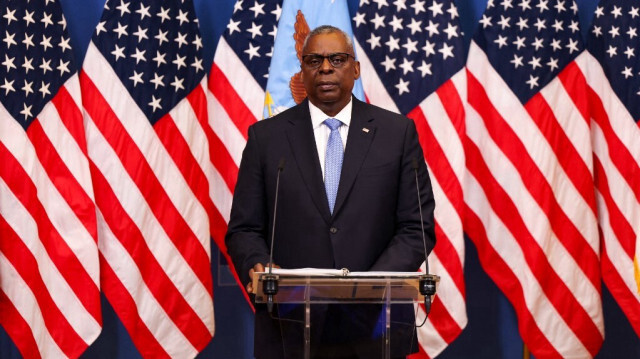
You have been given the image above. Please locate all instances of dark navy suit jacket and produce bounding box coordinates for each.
[225,97,436,358]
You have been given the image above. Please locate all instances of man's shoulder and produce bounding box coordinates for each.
[250,101,307,133]
[353,98,410,125]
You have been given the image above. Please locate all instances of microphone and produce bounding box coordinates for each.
[412,158,436,318]
[264,158,285,313]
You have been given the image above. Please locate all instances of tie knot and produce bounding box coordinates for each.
[324,118,342,131]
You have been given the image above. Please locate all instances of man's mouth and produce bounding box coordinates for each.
[317,82,337,91]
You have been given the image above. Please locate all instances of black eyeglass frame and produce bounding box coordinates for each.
[301,52,355,69]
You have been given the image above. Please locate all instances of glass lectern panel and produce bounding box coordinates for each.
[252,270,439,359]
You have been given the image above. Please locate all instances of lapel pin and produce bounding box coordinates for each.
[362,127,370,133]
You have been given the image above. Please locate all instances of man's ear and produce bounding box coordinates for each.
[354,61,361,80]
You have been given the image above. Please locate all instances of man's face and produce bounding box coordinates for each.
[300,32,360,115]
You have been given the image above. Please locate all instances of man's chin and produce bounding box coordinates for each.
[316,93,342,104]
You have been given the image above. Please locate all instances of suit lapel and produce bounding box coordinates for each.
[285,100,332,223]
[332,99,376,216]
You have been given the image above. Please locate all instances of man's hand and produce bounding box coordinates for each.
[246,263,280,293]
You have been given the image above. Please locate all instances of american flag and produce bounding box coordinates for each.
[80,0,214,357]
[584,0,640,337]
[352,0,467,357]
[208,0,282,303]
[0,0,101,357]
[466,0,604,357]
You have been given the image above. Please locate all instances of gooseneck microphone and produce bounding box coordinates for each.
[264,158,285,313]
[412,157,436,319]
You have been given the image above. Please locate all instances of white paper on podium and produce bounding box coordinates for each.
[258,267,424,277]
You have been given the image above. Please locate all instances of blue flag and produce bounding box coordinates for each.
[264,0,365,117]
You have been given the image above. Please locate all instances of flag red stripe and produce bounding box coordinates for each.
[210,129,239,193]
[185,85,251,305]
[410,107,464,217]
[153,112,216,294]
[464,137,602,355]
[50,85,88,155]
[185,86,239,257]
[89,161,212,348]
[0,215,87,357]
[0,290,41,359]
[601,246,640,337]
[209,63,257,138]
[180,86,218,228]
[81,72,212,291]
[433,222,465,296]
[99,255,170,358]
[524,93,597,214]
[209,204,254,309]
[422,295,463,344]
[0,142,100,316]
[408,342,430,359]
[186,86,238,195]
[154,113,213,225]
[468,72,600,289]
[25,121,95,235]
[588,88,640,202]
[557,62,590,123]
[24,121,101,321]
[435,79,466,139]
[210,205,229,250]
[463,204,562,359]
[593,157,636,257]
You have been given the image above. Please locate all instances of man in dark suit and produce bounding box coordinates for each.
[225,25,436,359]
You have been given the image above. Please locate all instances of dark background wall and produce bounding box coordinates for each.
[2,0,639,358]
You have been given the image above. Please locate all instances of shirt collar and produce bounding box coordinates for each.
[309,97,353,129]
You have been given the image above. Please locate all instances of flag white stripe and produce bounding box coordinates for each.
[96,210,198,358]
[450,70,467,107]
[427,166,465,265]
[464,168,590,358]
[468,43,599,252]
[65,73,85,119]
[412,73,467,358]
[165,86,212,249]
[414,307,448,357]
[213,38,265,120]
[419,93,466,195]
[578,54,640,230]
[85,116,213,323]
[0,104,99,287]
[0,251,66,359]
[579,53,640,161]
[429,253,466,324]
[595,188,640,297]
[210,166,234,223]
[466,105,602,322]
[209,91,247,166]
[171,81,218,233]
[83,43,210,248]
[539,60,593,166]
[591,121,640,233]
[38,79,95,201]
[0,178,100,344]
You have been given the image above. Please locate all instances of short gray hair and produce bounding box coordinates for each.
[302,25,354,55]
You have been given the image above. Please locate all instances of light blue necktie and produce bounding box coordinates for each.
[324,118,343,214]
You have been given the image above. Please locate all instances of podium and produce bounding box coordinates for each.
[254,269,439,359]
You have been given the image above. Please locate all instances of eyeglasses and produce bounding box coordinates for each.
[301,53,354,69]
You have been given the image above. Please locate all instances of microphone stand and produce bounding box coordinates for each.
[263,158,285,313]
[412,158,437,317]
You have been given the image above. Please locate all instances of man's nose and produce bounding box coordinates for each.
[318,57,333,72]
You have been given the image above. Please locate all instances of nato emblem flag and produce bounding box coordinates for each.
[264,0,365,118]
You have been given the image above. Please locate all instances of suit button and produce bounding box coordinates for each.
[329,227,338,234]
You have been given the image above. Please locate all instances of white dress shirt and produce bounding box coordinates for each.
[308,98,352,179]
